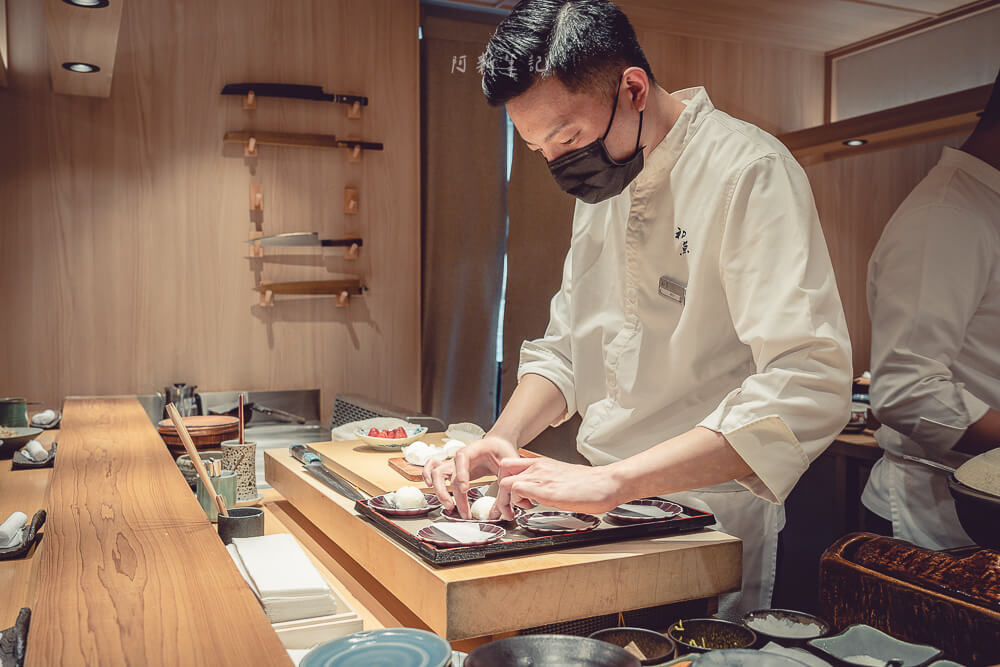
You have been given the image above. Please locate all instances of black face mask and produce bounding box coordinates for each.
[546,82,644,204]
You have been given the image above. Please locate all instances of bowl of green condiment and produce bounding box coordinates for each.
[667,618,756,654]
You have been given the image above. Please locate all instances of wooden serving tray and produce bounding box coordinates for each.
[265,447,742,640]
[388,448,540,482]
[354,493,716,566]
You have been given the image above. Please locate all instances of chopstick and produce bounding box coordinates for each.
[238,393,245,444]
[167,402,228,517]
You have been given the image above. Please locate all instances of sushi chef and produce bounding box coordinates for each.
[861,70,1000,550]
[426,0,852,617]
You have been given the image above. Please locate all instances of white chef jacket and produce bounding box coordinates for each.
[517,87,853,616]
[862,146,1000,549]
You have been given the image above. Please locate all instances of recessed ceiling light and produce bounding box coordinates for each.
[62,62,101,73]
[61,0,110,7]
[843,139,867,147]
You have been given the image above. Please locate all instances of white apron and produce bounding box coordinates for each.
[665,482,784,620]
[862,454,973,550]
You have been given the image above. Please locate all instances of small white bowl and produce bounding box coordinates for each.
[355,425,428,451]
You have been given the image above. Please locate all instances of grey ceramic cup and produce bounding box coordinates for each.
[217,507,265,545]
[196,470,237,523]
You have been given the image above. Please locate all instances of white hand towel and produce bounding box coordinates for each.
[231,534,331,599]
[619,503,673,518]
[0,511,27,549]
[433,522,495,543]
[526,514,594,530]
[21,440,48,462]
[33,410,57,425]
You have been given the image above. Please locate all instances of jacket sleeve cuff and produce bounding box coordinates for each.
[517,342,577,427]
[698,413,807,505]
[914,388,992,452]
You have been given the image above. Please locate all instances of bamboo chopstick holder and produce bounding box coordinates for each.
[167,403,229,518]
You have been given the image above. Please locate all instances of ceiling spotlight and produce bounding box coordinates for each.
[61,0,110,7]
[62,62,101,73]
[843,139,867,147]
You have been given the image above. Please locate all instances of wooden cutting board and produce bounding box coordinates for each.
[309,434,544,497]
[388,448,540,482]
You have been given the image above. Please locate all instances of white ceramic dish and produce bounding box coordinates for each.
[355,425,428,451]
[808,624,942,667]
[444,422,486,444]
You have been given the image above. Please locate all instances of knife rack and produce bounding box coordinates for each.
[255,279,365,308]
[224,131,383,161]
[222,83,368,119]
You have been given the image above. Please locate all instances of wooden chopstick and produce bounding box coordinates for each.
[167,403,228,517]
[238,393,245,444]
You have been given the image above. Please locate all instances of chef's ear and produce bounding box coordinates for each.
[622,66,650,112]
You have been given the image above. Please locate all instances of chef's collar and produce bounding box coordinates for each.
[941,146,1000,195]
[632,86,715,193]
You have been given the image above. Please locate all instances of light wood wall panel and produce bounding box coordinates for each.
[805,136,963,374]
[0,0,421,419]
[833,5,1000,120]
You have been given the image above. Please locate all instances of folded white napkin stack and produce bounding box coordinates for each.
[0,512,27,549]
[227,534,338,623]
[21,440,48,462]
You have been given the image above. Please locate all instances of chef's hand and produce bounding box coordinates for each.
[492,457,625,520]
[424,435,518,518]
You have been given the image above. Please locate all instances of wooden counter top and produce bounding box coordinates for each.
[266,447,742,640]
[26,397,291,666]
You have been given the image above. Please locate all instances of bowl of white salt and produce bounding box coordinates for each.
[740,608,829,647]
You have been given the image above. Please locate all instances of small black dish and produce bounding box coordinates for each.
[589,627,677,665]
[947,474,1000,550]
[30,410,62,430]
[0,607,31,667]
[740,608,830,648]
[466,634,641,667]
[667,618,756,654]
[0,510,46,561]
[217,507,265,545]
[11,443,57,471]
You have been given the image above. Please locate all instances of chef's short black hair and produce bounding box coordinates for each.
[480,0,655,107]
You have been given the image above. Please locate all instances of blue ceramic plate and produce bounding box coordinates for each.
[808,624,942,666]
[300,628,452,667]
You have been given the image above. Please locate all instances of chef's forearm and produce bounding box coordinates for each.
[487,373,568,448]
[955,408,1000,456]
[605,426,754,501]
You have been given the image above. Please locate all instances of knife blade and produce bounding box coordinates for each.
[221,83,368,107]
[247,232,364,248]
[289,444,367,502]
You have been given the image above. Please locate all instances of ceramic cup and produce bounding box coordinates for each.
[196,470,237,523]
[0,398,29,428]
[217,507,265,545]
[221,440,258,503]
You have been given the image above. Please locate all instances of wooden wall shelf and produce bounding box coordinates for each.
[779,84,991,164]
[255,279,364,308]
[224,131,383,159]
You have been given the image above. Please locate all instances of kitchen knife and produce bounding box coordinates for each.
[289,444,367,502]
[247,232,363,248]
[221,83,367,108]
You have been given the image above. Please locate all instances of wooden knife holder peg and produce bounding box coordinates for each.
[244,136,258,157]
[343,187,359,215]
[243,89,256,109]
[347,100,362,119]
